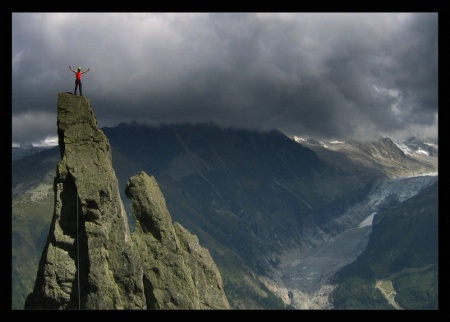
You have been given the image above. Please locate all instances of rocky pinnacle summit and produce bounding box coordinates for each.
[24,93,230,310]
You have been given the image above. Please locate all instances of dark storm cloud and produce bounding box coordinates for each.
[12,12,438,145]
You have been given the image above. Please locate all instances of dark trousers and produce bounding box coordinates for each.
[74,80,83,96]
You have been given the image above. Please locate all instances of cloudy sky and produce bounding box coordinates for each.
[12,12,438,146]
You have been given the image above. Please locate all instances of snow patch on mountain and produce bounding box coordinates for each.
[417,148,429,156]
[392,137,438,157]
[358,212,376,228]
[391,140,413,155]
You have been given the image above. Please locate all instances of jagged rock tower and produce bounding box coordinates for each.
[126,171,231,309]
[25,93,230,310]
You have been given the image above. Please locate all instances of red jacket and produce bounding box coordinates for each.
[76,72,82,81]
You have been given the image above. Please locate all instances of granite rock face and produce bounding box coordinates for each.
[126,171,230,309]
[25,93,229,310]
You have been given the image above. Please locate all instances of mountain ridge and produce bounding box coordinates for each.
[292,135,437,179]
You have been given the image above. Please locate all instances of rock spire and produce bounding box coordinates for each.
[25,93,229,310]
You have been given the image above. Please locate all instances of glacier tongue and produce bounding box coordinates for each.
[368,174,438,206]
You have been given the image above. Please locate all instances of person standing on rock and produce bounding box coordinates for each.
[69,66,90,96]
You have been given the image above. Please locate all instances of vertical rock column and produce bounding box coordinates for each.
[25,93,146,309]
[126,171,230,309]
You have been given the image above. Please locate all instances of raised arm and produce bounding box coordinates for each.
[82,68,91,74]
[69,66,76,73]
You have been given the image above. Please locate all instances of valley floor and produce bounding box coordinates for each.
[263,213,374,309]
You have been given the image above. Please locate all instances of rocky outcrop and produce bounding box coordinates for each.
[24,93,229,310]
[126,172,230,309]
